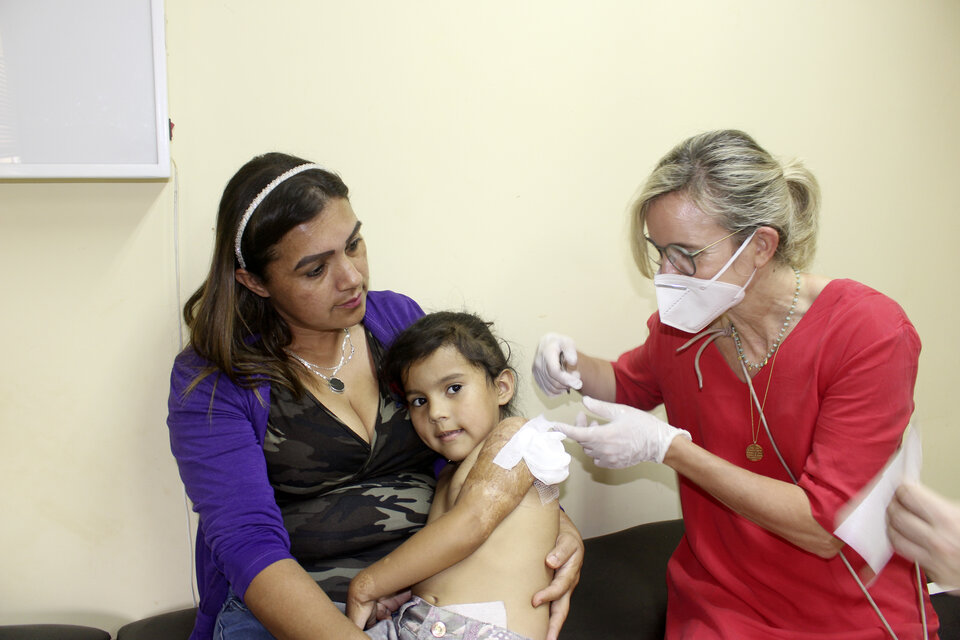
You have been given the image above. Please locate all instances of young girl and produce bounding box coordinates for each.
[347,311,571,640]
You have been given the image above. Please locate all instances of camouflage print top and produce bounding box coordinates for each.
[264,329,437,602]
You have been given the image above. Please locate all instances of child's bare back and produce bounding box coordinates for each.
[412,417,560,640]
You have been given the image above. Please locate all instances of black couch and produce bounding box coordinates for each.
[560,518,683,639]
[7,519,957,639]
[562,519,960,640]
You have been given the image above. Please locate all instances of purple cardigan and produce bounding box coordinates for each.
[167,290,424,640]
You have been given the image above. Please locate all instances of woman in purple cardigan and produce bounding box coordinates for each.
[167,153,583,640]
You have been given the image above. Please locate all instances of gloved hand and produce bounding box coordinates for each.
[555,396,691,467]
[532,332,584,396]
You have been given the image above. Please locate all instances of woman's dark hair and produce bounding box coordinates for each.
[383,311,517,419]
[182,152,349,394]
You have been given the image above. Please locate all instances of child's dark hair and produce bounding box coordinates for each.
[383,311,517,418]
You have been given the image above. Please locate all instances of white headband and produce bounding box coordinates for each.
[234,163,326,269]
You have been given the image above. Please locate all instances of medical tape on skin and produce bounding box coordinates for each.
[492,414,570,504]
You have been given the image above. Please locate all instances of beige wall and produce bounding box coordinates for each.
[1,0,958,632]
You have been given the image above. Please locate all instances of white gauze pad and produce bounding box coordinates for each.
[492,414,571,504]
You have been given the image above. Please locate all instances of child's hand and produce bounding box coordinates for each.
[375,589,411,620]
[346,572,378,629]
[346,599,376,629]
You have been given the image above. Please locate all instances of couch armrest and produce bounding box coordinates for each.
[117,608,198,640]
[0,625,110,640]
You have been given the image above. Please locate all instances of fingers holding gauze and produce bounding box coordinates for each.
[558,396,691,468]
[888,483,960,586]
[533,333,583,396]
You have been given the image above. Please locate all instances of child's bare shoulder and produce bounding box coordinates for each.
[477,416,528,458]
[449,417,535,498]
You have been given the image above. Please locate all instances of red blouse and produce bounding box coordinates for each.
[614,279,938,639]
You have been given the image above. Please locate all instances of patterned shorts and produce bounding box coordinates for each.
[365,597,531,640]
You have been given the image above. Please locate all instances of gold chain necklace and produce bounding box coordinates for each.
[744,345,781,462]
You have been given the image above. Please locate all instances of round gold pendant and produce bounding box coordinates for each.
[746,443,764,462]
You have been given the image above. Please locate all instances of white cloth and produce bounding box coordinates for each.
[492,415,570,493]
[834,425,923,577]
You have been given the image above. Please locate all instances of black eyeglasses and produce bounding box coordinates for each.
[644,230,739,277]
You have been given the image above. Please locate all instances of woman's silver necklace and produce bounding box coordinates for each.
[287,328,355,394]
[730,267,801,373]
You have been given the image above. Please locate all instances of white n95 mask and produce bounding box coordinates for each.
[654,230,757,334]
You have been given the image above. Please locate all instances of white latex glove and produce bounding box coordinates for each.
[555,396,691,467]
[532,332,584,396]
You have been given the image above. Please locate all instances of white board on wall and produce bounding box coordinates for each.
[0,0,169,179]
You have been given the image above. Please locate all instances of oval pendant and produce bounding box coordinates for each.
[746,443,763,462]
[328,377,345,393]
